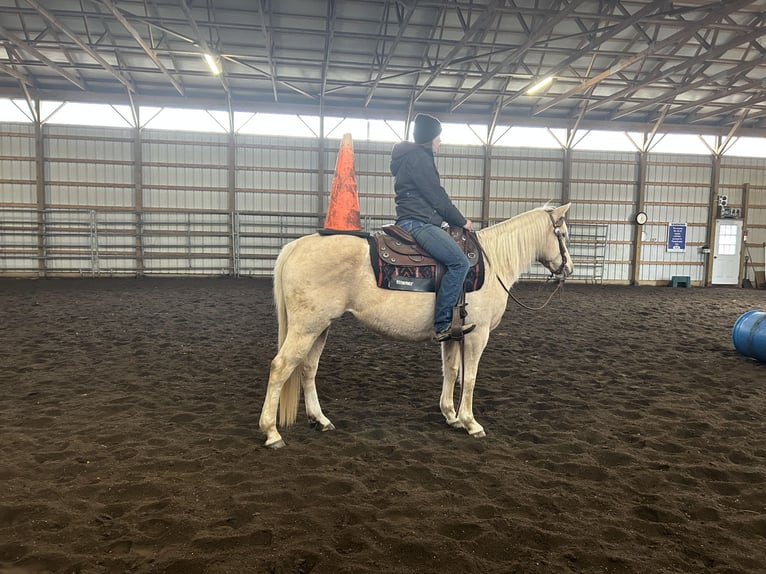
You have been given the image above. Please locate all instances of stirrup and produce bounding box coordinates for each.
[434,322,476,343]
[450,322,476,341]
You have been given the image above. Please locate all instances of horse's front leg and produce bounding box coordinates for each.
[302,328,335,432]
[439,342,461,428]
[440,334,488,437]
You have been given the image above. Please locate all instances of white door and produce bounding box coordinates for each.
[712,219,743,285]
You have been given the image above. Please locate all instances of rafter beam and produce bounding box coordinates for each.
[365,0,416,107]
[0,58,32,85]
[144,0,185,92]
[612,52,766,120]
[0,23,86,89]
[320,0,336,98]
[23,0,134,91]
[97,0,184,95]
[670,76,765,118]
[451,0,588,111]
[87,1,141,94]
[498,0,669,112]
[688,88,766,124]
[589,19,766,114]
[414,0,505,102]
[256,0,278,102]
[533,0,756,115]
[179,0,229,93]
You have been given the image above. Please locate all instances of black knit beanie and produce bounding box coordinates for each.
[413,113,442,145]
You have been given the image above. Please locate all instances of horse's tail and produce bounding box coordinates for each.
[273,240,301,428]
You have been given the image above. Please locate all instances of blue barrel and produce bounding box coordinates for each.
[732,310,766,363]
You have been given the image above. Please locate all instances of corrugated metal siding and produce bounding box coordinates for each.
[570,150,636,282]
[46,125,134,208]
[641,154,711,283]
[2,122,765,282]
[439,145,485,221]
[0,124,37,273]
[42,126,135,274]
[488,147,565,280]
[141,131,230,274]
[143,130,228,211]
[0,123,35,205]
[236,135,320,275]
[721,157,766,280]
[490,148,563,220]
[354,141,395,228]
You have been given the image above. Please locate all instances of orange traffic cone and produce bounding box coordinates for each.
[319,133,367,236]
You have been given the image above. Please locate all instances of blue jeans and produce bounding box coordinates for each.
[397,218,470,332]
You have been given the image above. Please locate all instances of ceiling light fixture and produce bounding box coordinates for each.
[203,53,221,75]
[527,76,553,94]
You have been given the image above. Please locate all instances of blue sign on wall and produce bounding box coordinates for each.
[667,222,687,253]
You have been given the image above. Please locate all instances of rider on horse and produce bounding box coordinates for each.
[390,114,476,342]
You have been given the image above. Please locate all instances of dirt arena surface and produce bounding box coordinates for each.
[1,277,765,574]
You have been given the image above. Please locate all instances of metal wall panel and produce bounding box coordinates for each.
[0,123,35,205]
[0,124,37,273]
[237,135,318,214]
[236,135,320,274]
[2,120,765,282]
[570,150,636,282]
[143,131,228,212]
[353,141,394,228]
[439,145,485,223]
[721,157,766,281]
[45,125,134,208]
[489,148,563,221]
[641,154,712,283]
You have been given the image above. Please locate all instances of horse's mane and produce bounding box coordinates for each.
[476,206,553,285]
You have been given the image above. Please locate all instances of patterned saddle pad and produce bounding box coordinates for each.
[367,225,485,292]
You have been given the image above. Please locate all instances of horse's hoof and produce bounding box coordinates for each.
[310,421,335,432]
[448,420,463,429]
[470,430,486,438]
[265,438,286,449]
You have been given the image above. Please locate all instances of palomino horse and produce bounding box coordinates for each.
[259,203,572,448]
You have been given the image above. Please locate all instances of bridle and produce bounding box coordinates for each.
[545,211,570,278]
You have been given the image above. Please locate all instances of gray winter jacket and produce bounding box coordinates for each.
[390,141,467,228]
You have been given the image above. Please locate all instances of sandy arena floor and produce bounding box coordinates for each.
[1,278,765,573]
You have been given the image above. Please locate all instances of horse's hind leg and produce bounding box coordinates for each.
[259,331,319,448]
[302,328,335,432]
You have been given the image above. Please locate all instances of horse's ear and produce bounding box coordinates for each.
[552,202,571,222]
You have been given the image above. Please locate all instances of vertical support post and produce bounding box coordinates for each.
[704,152,722,287]
[630,150,648,285]
[90,209,98,276]
[228,131,237,276]
[739,182,750,286]
[480,143,491,227]
[561,147,571,205]
[34,102,46,277]
[317,107,326,230]
[133,125,144,276]
[226,97,237,276]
